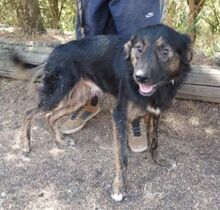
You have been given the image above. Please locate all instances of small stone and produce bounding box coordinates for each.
[1,192,7,198]
[94,136,100,143]
[38,192,44,197]
[64,136,76,147]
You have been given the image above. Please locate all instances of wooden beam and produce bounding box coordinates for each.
[176,65,220,103]
[177,84,220,103]
[0,45,220,103]
[183,65,220,86]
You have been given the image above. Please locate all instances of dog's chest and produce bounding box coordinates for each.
[127,102,161,121]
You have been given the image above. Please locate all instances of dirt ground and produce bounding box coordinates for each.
[0,28,220,209]
[0,78,220,210]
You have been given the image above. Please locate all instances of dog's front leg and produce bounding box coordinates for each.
[147,115,175,167]
[111,106,128,202]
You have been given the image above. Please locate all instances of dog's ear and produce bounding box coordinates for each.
[124,35,135,60]
[124,40,132,60]
[180,34,193,65]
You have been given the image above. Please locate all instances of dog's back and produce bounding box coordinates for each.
[39,35,126,110]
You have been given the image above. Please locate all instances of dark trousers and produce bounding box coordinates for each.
[76,0,168,39]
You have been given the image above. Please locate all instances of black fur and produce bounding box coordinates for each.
[39,35,125,110]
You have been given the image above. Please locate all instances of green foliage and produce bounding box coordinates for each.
[38,0,76,31]
[0,0,17,26]
[60,0,77,31]
[167,1,189,32]
[167,0,220,55]
[196,1,220,54]
[0,0,76,31]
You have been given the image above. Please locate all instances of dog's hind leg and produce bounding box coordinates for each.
[111,106,128,202]
[47,82,91,145]
[48,102,87,145]
[147,115,176,168]
[45,100,67,134]
[20,107,44,153]
[145,114,158,151]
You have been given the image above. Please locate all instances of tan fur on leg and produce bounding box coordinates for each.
[111,118,126,202]
[47,82,92,144]
[20,108,44,153]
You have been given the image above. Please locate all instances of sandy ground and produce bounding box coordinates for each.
[0,78,219,210]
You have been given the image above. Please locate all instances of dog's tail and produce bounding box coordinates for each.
[38,61,79,111]
[8,54,44,83]
[11,53,79,111]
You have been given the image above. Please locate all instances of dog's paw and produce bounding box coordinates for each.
[22,147,30,154]
[111,192,123,202]
[154,155,176,168]
[111,174,125,202]
[150,150,176,168]
[20,135,30,153]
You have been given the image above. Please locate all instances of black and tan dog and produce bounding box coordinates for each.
[16,24,192,201]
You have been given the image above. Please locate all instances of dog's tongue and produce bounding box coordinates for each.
[139,84,154,94]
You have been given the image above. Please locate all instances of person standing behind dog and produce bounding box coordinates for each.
[61,0,169,153]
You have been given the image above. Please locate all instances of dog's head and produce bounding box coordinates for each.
[124,24,192,96]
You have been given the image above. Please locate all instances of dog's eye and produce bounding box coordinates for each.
[158,46,171,62]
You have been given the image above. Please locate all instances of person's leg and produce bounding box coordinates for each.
[109,0,169,152]
[76,0,116,39]
[108,0,168,38]
[61,0,116,134]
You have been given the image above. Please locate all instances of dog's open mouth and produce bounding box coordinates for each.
[138,83,156,96]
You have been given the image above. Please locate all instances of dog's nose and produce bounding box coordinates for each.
[135,70,150,83]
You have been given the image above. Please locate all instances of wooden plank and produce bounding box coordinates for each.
[177,93,220,103]
[178,84,220,98]
[177,84,220,103]
[0,48,48,80]
[0,43,220,103]
[191,65,220,74]
[0,50,48,63]
[185,67,220,87]
[0,42,54,54]
[0,49,48,79]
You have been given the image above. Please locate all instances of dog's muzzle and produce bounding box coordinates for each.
[134,70,156,96]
